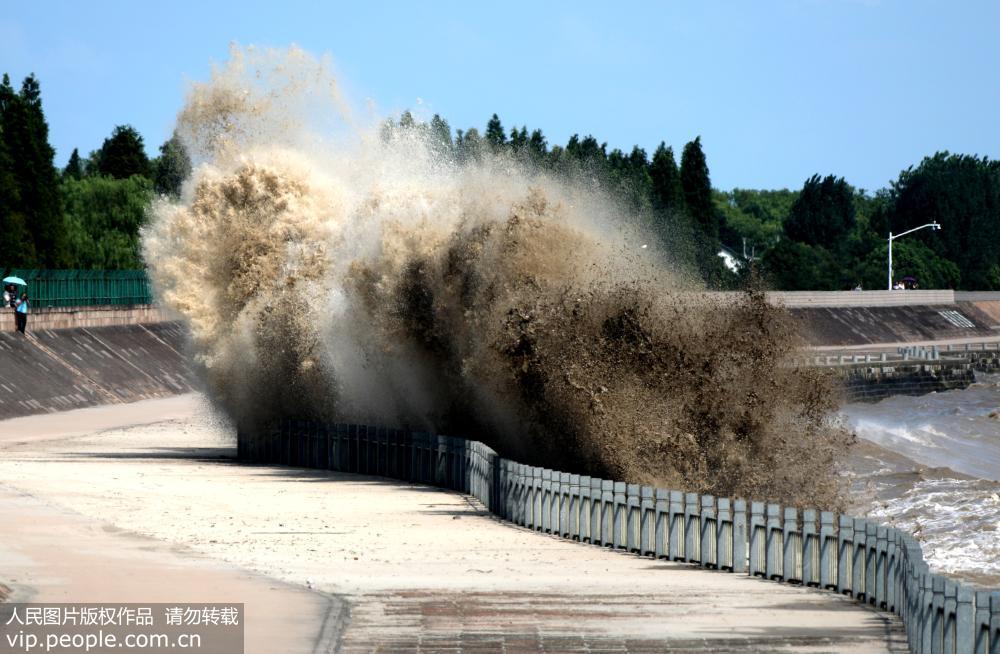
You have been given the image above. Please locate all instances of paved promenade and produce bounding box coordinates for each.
[0,395,908,652]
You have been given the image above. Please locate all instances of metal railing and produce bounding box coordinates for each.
[3,269,153,307]
[240,419,1000,654]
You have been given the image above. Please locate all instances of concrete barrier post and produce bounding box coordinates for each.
[307,421,318,468]
[355,424,367,474]
[921,572,933,654]
[409,429,421,483]
[749,501,766,577]
[700,495,717,568]
[626,484,641,552]
[434,435,447,487]
[876,526,888,609]
[943,580,958,653]
[519,464,530,526]
[669,491,685,561]
[783,507,802,583]
[989,592,1000,654]
[541,468,553,530]
[500,460,512,520]
[613,482,628,550]
[640,486,655,556]
[932,576,945,651]
[589,478,603,544]
[541,469,552,533]
[733,499,748,574]
[320,423,332,471]
[557,472,571,537]
[375,427,386,477]
[601,480,614,547]
[530,468,542,530]
[336,423,349,473]
[579,476,592,543]
[568,474,581,539]
[685,493,700,564]
[716,497,732,570]
[954,585,973,654]
[974,590,991,654]
[802,509,818,586]
[837,515,853,594]
[886,529,899,614]
[368,427,384,475]
[765,504,783,580]
[853,518,868,601]
[654,489,669,559]
[866,522,878,605]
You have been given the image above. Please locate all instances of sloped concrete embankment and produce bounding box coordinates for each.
[791,302,1000,348]
[0,322,197,418]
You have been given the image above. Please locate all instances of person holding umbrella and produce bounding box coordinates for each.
[14,292,28,334]
[2,275,26,331]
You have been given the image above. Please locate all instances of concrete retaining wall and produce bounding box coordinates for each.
[0,322,197,418]
[791,303,1000,347]
[240,420,1000,654]
[0,304,175,333]
[772,290,957,308]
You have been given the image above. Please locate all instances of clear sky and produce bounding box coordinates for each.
[2,0,997,192]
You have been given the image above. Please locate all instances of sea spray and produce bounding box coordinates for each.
[143,45,852,508]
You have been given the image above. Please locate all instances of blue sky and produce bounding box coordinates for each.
[2,0,997,191]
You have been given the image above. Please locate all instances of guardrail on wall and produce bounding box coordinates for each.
[3,269,153,307]
[239,419,1000,654]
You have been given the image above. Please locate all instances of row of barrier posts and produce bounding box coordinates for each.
[239,419,1000,654]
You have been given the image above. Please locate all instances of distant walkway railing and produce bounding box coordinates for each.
[2,269,152,307]
[239,420,1000,654]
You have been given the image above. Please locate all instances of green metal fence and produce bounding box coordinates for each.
[2,269,153,307]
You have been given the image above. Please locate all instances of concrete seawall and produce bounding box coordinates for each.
[0,304,174,332]
[0,322,197,418]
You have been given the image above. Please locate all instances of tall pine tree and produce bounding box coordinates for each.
[63,148,83,180]
[650,142,683,214]
[153,133,191,197]
[680,136,716,238]
[0,73,66,266]
[98,125,150,179]
[485,113,506,152]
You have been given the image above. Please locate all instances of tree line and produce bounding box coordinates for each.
[2,71,998,290]
[0,73,189,270]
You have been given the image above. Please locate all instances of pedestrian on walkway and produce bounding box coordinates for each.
[15,292,28,334]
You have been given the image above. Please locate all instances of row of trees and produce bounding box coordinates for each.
[0,73,189,269]
[387,111,728,282]
[391,112,1000,290]
[744,154,998,290]
[3,71,998,289]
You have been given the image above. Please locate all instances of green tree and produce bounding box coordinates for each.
[650,142,683,214]
[455,127,483,164]
[63,148,83,180]
[98,125,150,180]
[152,133,191,197]
[761,240,841,290]
[429,114,452,156]
[62,175,153,268]
[858,240,960,290]
[879,152,1000,289]
[485,113,506,152]
[0,73,67,266]
[680,136,717,238]
[783,174,856,248]
[0,104,32,266]
[527,129,547,162]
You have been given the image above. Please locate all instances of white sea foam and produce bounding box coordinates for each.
[866,478,1000,578]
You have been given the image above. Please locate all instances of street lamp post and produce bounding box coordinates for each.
[887,222,942,290]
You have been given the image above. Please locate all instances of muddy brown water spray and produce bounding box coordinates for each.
[143,46,852,509]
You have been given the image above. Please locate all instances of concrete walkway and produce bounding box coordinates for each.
[0,395,908,652]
